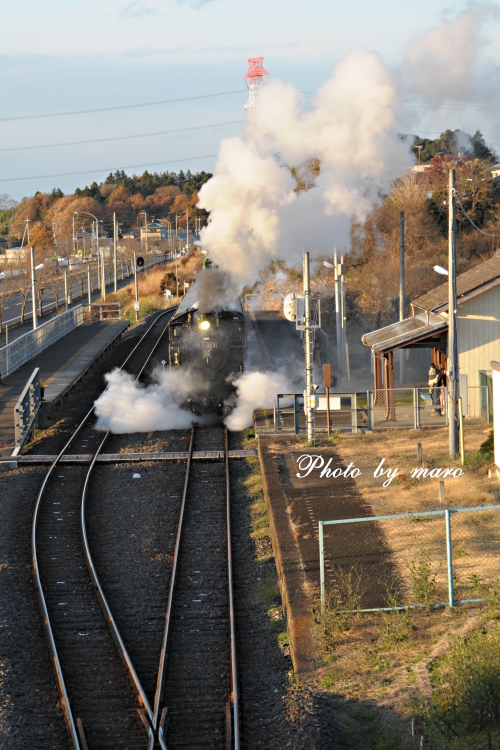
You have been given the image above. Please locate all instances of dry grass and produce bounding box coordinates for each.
[109,250,205,324]
[321,425,500,602]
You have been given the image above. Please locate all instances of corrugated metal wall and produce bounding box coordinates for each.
[458,284,500,390]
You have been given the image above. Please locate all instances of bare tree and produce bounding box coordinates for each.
[49,272,65,313]
[0,193,18,211]
[12,256,32,324]
[0,279,16,334]
[35,265,54,319]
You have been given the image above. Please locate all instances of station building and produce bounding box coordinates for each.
[362,254,500,417]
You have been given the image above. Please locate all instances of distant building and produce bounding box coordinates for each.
[4,246,30,261]
[140,222,167,243]
[491,164,500,183]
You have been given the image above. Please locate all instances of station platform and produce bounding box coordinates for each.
[0,320,129,455]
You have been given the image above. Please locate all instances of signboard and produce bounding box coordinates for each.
[323,364,331,388]
[133,301,140,312]
[317,395,341,411]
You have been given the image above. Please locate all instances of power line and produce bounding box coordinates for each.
[0,119,245,153]
[0,90,246,123]
[0,154,218,184]
[454,192,500,237]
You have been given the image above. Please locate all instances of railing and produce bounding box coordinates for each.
[272,386,490,434]
[84,302,121,322]
[0,306,85,379]
[318,504,500,612]
[13,367,41,455]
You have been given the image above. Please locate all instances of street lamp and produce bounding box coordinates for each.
[75,211,101,299]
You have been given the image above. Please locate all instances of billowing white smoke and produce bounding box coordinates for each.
[197,7,500,287]
[402,5,496,104]
[224,370,293,431]
[198,49,411,287]
[94,366,291,434]
[94,368,196,433]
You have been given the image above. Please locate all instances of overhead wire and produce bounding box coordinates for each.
[454,191,500,237]
[0,154,218,183]
[0,90,246,122]
[0,120,245,153]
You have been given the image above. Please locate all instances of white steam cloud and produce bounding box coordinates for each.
[94,367,292,434]
[198,49,410,286]
[402,5,497,104]
[225,370,293,431]
[94,368,195,432]
[197,6,500,288]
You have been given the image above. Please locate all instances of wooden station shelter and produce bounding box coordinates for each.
[362,254,500,419]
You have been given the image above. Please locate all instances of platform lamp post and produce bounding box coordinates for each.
[75,209,99,282]
[30,246,38,330]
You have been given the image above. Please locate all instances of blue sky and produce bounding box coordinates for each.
[0,0,497,200]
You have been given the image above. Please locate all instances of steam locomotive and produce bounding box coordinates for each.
[167,271,246,416]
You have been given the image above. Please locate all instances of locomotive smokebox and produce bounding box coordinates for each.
[166,272,246,417]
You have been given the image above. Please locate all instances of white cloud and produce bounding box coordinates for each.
[119,2,159,19]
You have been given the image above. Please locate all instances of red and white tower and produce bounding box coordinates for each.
[244,56,269,110]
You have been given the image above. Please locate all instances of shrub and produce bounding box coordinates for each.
[313,565,364,652]
[432,630,500,749]
[407,547,437,609]
[380,588,412,646]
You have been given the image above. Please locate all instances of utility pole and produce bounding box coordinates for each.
[142,211,148,254]
[30,246,38,330]
[72,213,76,256]
[334,246,342,373]
[186,210,189,252]
[341,255,347,378]
[52,220,57,247]
[133,251,139,321]
[303,252,315,444]
[399,211,406,385]
[87,267,92,307]
[64,270,68,312]
[113,212,117,293]
[101,248,106,301]
[448,169,459,458]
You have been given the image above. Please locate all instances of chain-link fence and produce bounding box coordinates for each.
[319,505,500,612]
[273,386,490,434]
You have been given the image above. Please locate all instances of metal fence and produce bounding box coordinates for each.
[0,306,84,379]
[13,367,41,455]
[84,302,122,322]
[273,386,490,434]
[319,505,500,612]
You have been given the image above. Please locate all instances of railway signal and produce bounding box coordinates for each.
[137,256,144,268]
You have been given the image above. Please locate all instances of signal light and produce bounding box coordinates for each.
[137,256,144,268]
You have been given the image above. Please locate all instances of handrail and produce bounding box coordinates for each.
[153,426,195,730]
[225,426,240,749]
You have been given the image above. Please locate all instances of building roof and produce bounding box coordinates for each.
[362,313,447,354]
[412,254,500,313]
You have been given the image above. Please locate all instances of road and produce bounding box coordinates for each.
[1,257,171,331]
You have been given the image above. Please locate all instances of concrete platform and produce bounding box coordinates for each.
[257,434,391,680]
[0,321,129,455]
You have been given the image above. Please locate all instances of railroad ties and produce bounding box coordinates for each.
[32,308,241,749]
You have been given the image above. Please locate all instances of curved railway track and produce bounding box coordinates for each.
[32,309,241,750]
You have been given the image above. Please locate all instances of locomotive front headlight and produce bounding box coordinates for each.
[200,320,211,331]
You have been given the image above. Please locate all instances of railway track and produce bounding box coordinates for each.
[32,310,240,749]
[32,311,174,749]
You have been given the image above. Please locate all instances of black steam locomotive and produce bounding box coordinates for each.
[167,271,246,416]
